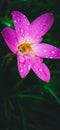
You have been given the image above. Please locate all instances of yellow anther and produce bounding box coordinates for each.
[18,41,33,54]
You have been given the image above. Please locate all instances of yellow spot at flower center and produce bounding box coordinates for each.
[18,41,33,54]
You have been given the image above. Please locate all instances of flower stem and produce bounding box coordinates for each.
[15,94,46,101]
[18,103,27,130]
[44,86,60,104]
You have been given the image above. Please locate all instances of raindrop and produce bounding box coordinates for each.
[20,69,23,72]
[39,68,42,71]
[45,56,48,58]
[50,56,53,59]
[28,65,31,70]
[44,49,47,52]
[19,56,25,63]
[21,28,24,32]
[17,28,20,31]
[51,51,55,54]
[14,20,17,23]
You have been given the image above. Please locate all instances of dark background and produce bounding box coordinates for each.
[0,0,60,130]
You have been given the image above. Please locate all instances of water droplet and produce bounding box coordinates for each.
[21,28,24,32]
[19,56,25,63]
[28,65,31,70]
[20,69,23,72]
[44,49,47,52]
[24,64,26,67]
[51,51,55,54]
[39,68,42,71]
[14,20,17,23]
[17,28,20,31]
[18,19,20,22]
[45,56,48,58]
[50,56,53,59]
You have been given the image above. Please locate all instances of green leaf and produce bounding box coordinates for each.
[0,17,14,28]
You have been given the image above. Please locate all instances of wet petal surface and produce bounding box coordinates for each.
[34,43,60,59]
[30,13,54,43]
[1,27,17,54]
[12,11,30,42]
[32,56,50,82]
[17,52,32,78]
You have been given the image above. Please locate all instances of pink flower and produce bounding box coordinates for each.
[1,11,60,82]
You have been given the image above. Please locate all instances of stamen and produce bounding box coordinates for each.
[18,40,39,56]
[18,41,33,54]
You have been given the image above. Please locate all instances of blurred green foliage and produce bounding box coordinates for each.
[0,0,60,130]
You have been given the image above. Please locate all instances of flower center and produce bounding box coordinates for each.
[18,40,33,54]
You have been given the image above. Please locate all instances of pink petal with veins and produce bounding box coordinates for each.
[12,11,30,43]
[30,13,54,43]
[17,52,32,78]
[33,43,60,59]
[1,27,17,54]
[32,57,50,82]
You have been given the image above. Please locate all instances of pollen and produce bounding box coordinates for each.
[18,40,33,54]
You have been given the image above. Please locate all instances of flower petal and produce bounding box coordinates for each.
[12,11,30,42]
[32,57,50,82]
[17,52,32,78]
[1,27,17,54]
[33,43,60,59]
[30,13,54,43]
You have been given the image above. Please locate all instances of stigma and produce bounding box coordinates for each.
[18,40,33,54]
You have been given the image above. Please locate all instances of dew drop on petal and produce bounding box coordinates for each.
[17,28,20,31]
[45,56,48,58]
[28,65,31,70]
[14,20,17,23]
[19,59,24,63]
[21,28,24,33]
[18,19,20,22]
[39,68,42,72]
[20,69,23,72]
[44,49,47,52]
[24,64,26,67]
[19,56,25,63]
[50,56,53,59]
[51,51,55,54]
